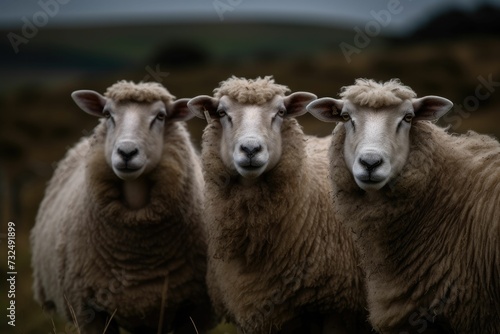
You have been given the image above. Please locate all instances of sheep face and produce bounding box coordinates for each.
[189,92,316,179]
[71,90,191,180]
[102,100,168,180]
[307,96,453,191]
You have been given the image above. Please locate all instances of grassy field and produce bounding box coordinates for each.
[1,21,499,333]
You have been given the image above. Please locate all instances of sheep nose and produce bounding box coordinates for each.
[240,142,262,158]
[359,153,383,171]
[117,142,139,162]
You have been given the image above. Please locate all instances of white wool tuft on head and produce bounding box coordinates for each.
[214,76,290,105]
[104,80,176,104]
[340,78,417,108]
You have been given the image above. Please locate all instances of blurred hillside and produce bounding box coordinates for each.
[1,4,500,333]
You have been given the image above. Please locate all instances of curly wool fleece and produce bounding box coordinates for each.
[329,121,500,333]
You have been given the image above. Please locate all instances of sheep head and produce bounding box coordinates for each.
[189,91,316,180]
[71,82,191,181]
[307,79,453,191]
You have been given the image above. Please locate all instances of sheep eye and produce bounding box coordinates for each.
[217,109,227,117]
[340,112,351,121]
[403,113,414,123]
[277,108,286,117]
[103,110,111,119]
[156,112,166,121]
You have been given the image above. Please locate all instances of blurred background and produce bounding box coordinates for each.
[1,0,499,332]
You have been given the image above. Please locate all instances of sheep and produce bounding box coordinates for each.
[187,76,371,334]
[30,81,215,334]
[307,78,500,333]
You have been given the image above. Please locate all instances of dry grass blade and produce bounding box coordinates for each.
[50,316,57,334]
[103,309,117,333]
[41,304,58,334]
[189,316,199,334]
[157,275,169,334]
[64,294,81,334]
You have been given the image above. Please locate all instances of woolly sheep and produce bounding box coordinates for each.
[307,78,500,333]
[188,76,371,333]
[30,81,215,334]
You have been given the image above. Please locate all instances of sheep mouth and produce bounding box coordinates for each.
[356,174,386,184]
[113,165,145,181]
[235,161,267,178]
[353,173,389,191]
[114,163,145,177]
[359,178,383,184]
[240,164,263,171]
[116,166,141,173]
[237,158,266,170]
[114,161,144,173]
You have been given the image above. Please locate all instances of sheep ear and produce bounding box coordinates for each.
[413,96,453,121]
[167,98,194,122]
[306,97,344,122]
[71,90,107,117]
[187,95,219,120]
[283,92,317,118]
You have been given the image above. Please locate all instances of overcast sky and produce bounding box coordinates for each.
[0,0,498,34]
